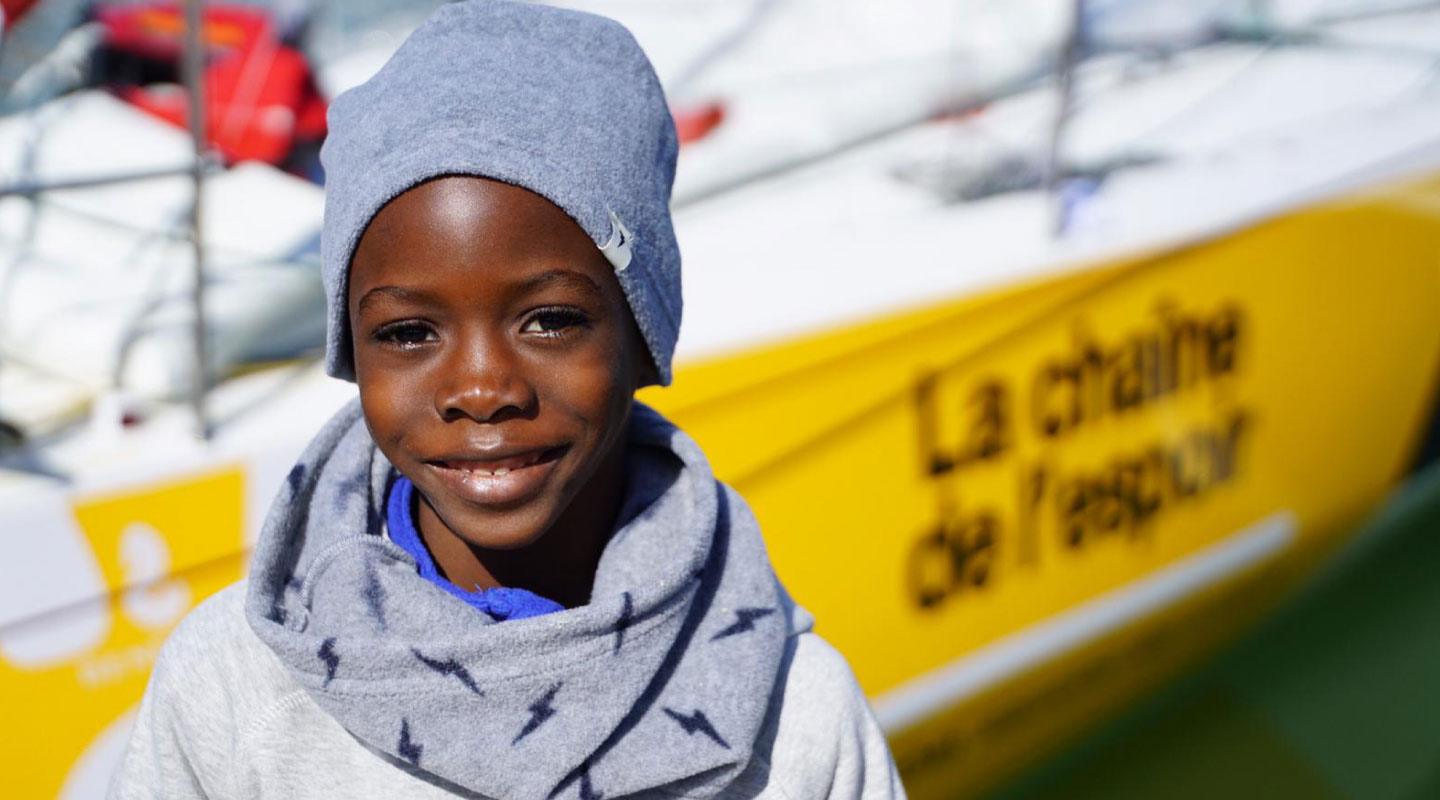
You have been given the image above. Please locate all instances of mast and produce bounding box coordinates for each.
[182,0,210,439]
[1045,0,1084,238]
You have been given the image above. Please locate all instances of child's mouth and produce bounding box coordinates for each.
[423,446,567,506]
[433,446,563,475]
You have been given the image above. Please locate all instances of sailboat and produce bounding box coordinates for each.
[2,1,1439,797]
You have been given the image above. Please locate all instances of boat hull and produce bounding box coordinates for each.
[4,169,1440,799]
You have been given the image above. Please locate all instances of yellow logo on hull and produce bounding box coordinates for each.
[1,468,245,800]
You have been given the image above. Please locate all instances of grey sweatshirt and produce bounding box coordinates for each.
[108,402,904,799]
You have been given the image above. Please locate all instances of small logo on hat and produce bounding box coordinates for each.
[599,208,633,273]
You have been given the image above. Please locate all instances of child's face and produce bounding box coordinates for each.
[348,176,648,551]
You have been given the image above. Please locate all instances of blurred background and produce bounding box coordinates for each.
[0,1,1437,798]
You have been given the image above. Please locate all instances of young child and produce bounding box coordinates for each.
[110,2,903,798]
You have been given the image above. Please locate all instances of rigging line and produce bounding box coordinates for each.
[1096,37,1285,154]
[671,0,1029,95]
[1090,30,1440,163]
[693,50,999,96]
[1031,0,1440,153]
[1053,11,1386,157]
[2,192,322,269]
[1040,10,1311,146]
[1168,58,1440,162]
[183,0,211,440]
[673,65,1049,210]
[725,123,1440,493]
[1281,27,1440,60]
[673,1,1058,208]
[1307,0,1440,26]
[668,0,785,100]
[0,160,222,197]
[1045,0,1085,237]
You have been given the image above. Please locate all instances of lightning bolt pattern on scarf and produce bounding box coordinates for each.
[245,399,810,799]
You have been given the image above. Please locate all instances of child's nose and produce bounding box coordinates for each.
[434,332,535,424]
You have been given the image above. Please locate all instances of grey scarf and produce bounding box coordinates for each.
[245,400,807,799]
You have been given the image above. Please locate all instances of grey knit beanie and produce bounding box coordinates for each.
[320,0,681,385]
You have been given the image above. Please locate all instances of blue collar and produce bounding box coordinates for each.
[385,474,564,621]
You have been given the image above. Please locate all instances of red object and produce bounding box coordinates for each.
[122,43,320,165]
[96,3,272,59]
[97,3,327,166]
[673,101,726,146]
[1,0,43,25]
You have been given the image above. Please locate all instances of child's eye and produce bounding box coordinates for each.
[374,321,437,348]
[521,307,590,338]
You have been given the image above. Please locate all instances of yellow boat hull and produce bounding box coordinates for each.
[6,170,1440,799]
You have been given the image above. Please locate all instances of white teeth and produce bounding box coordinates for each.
[448,452,551,476]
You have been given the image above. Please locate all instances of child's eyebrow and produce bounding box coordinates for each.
[518,269,603,298]
[356,285,439,316]
[355,270,602,317]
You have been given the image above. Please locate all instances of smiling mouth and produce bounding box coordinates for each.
[422,445,568,509]
[427,446,566,477]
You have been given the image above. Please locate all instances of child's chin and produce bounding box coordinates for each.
[442,505,560,552]
[456,528,551,552]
